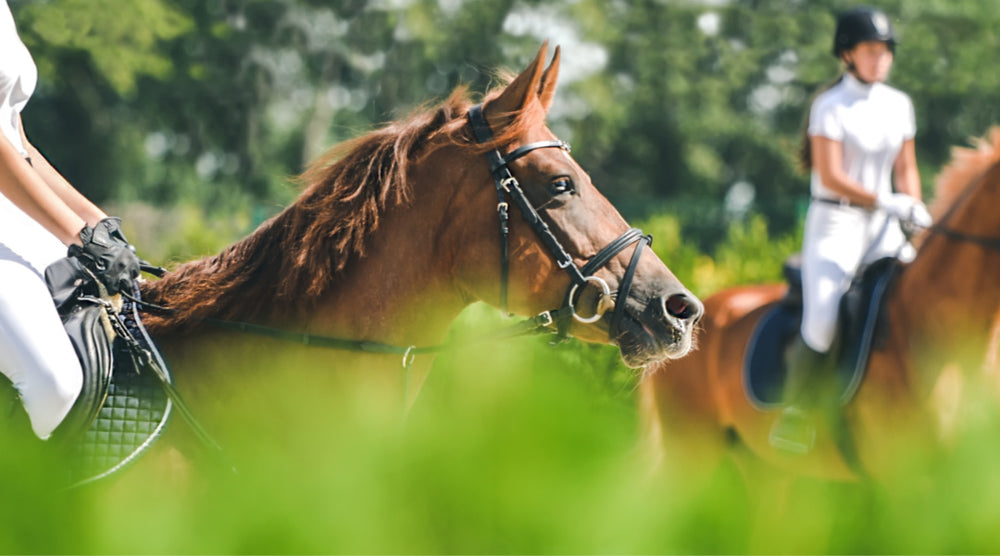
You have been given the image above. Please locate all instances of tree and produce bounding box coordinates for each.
[11,0,1000,252]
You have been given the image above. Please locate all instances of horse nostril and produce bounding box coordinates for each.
[665,293,699,321]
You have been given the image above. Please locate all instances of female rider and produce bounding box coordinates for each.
[770,6,933,453]
[1,0,139,440]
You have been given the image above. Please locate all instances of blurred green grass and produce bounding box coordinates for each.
[3,308,1000,554]
[3,212,1000,553]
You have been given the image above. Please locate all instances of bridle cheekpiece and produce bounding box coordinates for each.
[467,103,650,340]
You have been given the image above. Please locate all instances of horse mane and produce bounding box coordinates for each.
[141,78,548,331]
[929,126,1000,219]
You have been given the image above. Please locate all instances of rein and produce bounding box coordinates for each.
[923,166,1000,253]
[124,287,557,369]
[926,226,1000,252]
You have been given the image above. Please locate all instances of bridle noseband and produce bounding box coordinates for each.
[467,104,650,340]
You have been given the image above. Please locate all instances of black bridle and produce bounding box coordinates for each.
[467,104,650,340]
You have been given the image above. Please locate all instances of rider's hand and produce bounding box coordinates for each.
[876,192,932,228]
[907,202,933,229]
[68,217,141,294]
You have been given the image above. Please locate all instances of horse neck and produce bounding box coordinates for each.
[143,188,470,352]
[309,201,471,350]
[892,190,1000,380]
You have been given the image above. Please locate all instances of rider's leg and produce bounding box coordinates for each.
[782,334,828,405]
[770,206,857,453]
[0,254,82,440]
[787,255,847,403]
[769,333,828,454]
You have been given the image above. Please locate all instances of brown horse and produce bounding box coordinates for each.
[639,128,1000,486]
[136,45,702,454]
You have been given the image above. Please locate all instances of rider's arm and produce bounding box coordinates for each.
[809,134,879,207]
[0,116,87,246]
[19,116,107,227]
[892,138,921,200]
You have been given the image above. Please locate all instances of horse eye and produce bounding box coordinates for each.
[549,177,575,196]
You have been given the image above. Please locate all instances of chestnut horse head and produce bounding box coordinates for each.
[141,44,701,372]
[638,127,1000,487]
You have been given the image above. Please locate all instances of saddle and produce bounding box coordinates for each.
[42,257,172,487]
[743,254,900,410]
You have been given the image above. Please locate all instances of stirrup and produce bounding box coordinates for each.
[768,406,816,454]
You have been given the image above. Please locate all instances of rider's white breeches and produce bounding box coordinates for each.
[0,194,81,439]
[800,202,913,353]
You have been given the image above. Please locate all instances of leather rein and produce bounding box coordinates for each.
[131,105,651,366]
[923,168,1000,252]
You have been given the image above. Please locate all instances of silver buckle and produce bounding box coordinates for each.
[402,346,416,369]
[537,311,554,327]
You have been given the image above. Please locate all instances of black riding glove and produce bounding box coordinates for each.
[68,217,141,295]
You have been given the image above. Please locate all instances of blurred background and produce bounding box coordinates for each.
[5,0,1000,553]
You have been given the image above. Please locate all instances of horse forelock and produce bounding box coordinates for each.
[930,126,1000,220]
[142,78,551,332]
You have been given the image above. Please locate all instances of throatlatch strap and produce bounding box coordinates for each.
[468,104,512,311]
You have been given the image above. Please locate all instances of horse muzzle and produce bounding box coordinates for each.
[613,289,703,368]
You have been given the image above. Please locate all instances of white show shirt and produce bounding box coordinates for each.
[0,0,37,158]
[0,0,62,274]
[808,72,915,201]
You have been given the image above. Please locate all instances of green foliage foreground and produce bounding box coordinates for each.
[0,212,993,554]
[2,321,1000,554]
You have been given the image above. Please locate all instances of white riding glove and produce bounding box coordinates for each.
[876,192,933,228]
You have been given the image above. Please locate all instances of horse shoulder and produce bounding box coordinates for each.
[639,284,785,452]
[699,284,784,424]
[704,283,786,328]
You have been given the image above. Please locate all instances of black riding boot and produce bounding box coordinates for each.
[768,335,828,454]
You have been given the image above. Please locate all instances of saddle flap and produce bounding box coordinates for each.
[743,256,900,410]
[65,300,115,423]
[45,258,117,441]
[744,303,799,409]
[44,256,92,311]
[34,256,173,486]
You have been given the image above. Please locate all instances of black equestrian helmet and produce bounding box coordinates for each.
[833,6,897,57]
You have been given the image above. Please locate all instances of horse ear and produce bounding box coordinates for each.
[487,42,548,123]
[538,45,560,113]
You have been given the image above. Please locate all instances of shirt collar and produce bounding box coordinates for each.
[842,72,876,97]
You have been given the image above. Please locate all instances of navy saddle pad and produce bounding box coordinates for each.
[744,256,899,410]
